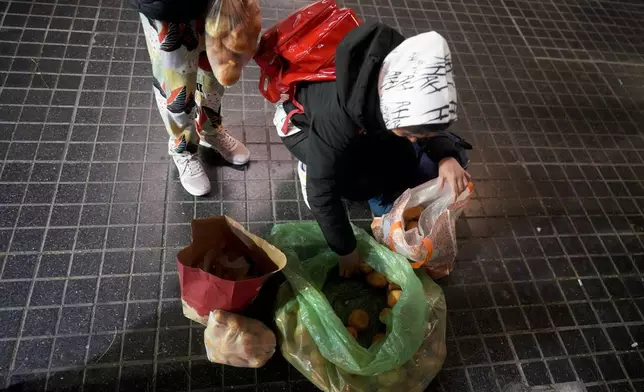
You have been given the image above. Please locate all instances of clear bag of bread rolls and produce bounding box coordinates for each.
[204,310,276,368]
[205,0,262,86]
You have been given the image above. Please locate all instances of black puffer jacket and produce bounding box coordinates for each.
[130,0,208,22]
[282,22,467,256]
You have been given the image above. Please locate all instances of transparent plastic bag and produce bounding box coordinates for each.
[269,222,446,391]
[205,0,261,86]
[372,178,473,279]
[204,310,276,368]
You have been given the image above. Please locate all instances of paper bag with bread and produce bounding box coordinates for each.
[177,216,286,325]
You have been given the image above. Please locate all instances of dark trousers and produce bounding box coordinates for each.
[368,143,438,216]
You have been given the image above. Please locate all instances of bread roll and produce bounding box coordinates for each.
[402,206,424,221]
[215,60,242,86]
[366,271,388,288]
[359,262,373,274]
[348,309,369,331]
[406,220,419,230]
[387,290,402,308]
[223,25,257,54]
[379,308,392,324]
[213,310,229,324]
[207,38,239,65]
[205,16,231,39]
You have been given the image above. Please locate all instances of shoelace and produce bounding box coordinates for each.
[214,130,238,151]
[175,153,205,178]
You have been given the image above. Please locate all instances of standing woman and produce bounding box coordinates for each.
[130,0,251,196]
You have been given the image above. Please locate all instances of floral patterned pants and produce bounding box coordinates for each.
[140,14,225,152]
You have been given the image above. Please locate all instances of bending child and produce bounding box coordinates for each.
[274,22,472,276]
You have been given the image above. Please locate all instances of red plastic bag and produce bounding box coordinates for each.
[253,0,361,103]
[177,216,286,325]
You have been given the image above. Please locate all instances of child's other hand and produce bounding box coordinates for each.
[438,157,471,200]
[338,249,361,278]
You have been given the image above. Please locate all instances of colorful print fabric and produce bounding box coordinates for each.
[140,14,226,151]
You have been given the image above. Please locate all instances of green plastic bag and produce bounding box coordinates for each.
[270,222,446,391]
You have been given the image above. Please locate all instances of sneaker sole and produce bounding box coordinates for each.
[183,182,211,197]
[199,140,250,166]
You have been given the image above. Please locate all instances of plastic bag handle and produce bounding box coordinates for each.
[410,238,433,268]
[259,68,281,103]
[388,222,434,269]
[258,63,288,103]
[259,72,270,96]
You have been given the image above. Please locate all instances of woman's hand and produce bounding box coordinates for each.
[338,248,361,278]
[438,157,471,200]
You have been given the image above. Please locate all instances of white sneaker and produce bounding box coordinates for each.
[169,138,211,196]
[298,161,310,209]
[199,130,250,165]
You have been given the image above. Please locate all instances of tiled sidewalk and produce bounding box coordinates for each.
[0,0,643,391]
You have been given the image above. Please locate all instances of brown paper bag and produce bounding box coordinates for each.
[177,216,286,325]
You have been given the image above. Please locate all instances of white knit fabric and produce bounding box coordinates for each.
[378,31,457,130]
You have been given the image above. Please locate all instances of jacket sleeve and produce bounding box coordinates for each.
[288,79,359,255]
[419,132,472,168]
[305,129,357,256]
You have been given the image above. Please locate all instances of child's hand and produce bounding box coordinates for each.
[338,249,361,278]
[438,157,471,200]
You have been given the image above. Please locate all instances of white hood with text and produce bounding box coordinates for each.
[378,31,457,130]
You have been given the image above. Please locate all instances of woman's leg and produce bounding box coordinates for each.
[140,15,211,196]
[140,15,250,195]
[194,37,250,165]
